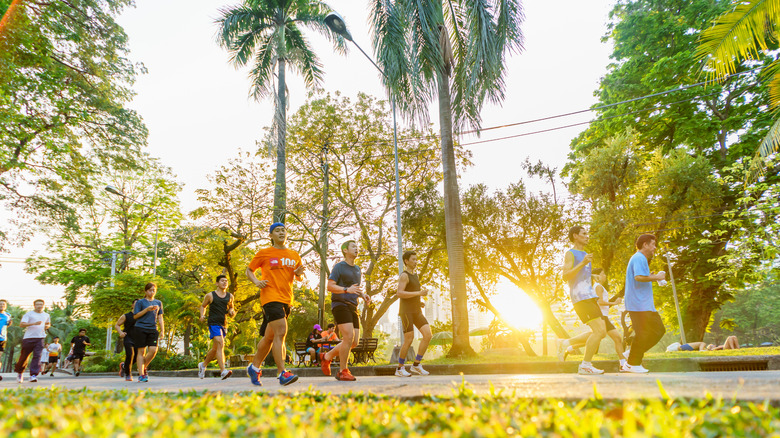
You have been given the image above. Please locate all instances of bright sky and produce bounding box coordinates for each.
[0,0,614,307]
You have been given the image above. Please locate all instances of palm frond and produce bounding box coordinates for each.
[285,24,325,90]
[248,35,278,100]
[746,116,780,182]
[764,58,780,107]
[696,0,779,79]
[291,11,349,55]
[216,5,273,50]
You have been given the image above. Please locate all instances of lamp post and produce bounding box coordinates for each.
[325,12,403,276]
[104,185,160,277]
[325,12,405,349]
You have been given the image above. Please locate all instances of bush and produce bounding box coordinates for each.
[152,352,198,370]
[82,351,123,373]
[236,345,253,355]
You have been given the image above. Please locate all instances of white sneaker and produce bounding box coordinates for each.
[409,364,430,376]
[556,340,569,362]
[17,374,23,383]
[619,362,631,373]
[198,362,206,379]
[578,363,604,375]
[29,375,38,382]
[623,348,631,358]
[220,369,232,380]
[394,367,411,377]
[623,364,649,374]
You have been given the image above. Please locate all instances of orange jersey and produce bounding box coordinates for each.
[247,247,303,306]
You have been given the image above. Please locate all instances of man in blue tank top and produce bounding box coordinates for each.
[559,226,607,374]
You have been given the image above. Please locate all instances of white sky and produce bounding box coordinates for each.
[0,0,614,306]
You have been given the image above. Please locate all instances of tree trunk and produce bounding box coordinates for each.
[437,70,475,358]
[682,284,719,341]
[183,323,191,356]
[273,56,287,223]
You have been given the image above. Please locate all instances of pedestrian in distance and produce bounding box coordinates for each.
[115,299,139,381]
[69,329,91,377]
[245,223,305,387]
[395,250,433,377]
[593,269,628,368]
[306,324,322,365]
[0,299,12,381]
[558,226,607,375]
[623,233,667,373]
[319,240,370,382]
[133,283,165,383]
[198,274,236,380]
[15,299,51,383]
[43,337,62,376]
[317,323,339,358]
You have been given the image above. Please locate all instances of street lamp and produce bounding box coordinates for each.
[104,185,160,277]
[325,12,403,276]
[326,12,406,355]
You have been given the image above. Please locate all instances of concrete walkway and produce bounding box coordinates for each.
[2,371,779,401]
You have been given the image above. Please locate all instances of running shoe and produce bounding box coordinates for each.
[622,364,649,374]
[29,375,38,382]
[577,363,605,375]
[410,364,429,376]
[221,369,233,380]
[619,362,632,373]
[247,364,262,386]
[119,362,125,377]
[125,375,133,382]
[335,369,356,381]
[138,375,148,382]
[50,373,55,377]
[395,367,411,377]
[17,374,23,383]
[278,370,298,386]
[198,362,206,379]
[319,352,332,376]
[75,370,80,377]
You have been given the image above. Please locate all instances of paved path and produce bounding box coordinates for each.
[2,371,779,401]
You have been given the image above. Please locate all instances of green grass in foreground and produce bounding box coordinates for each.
[1,384,778,437]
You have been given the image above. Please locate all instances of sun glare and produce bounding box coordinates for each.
[489,280,543,330]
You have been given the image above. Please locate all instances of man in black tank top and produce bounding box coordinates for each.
[114,299,138,381]
[198,275,235,380]
[395,251,432,377]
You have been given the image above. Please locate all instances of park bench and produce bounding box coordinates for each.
[294,342,312,367]
[350,338,378,364]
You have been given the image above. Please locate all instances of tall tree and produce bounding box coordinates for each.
[0,0,147,252]
[371,0,525,357]
[565,0,779,341]
[215,0,346,223]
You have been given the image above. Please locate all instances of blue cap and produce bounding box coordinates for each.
[269,222,285,233]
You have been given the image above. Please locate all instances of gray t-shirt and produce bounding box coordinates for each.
[133,298,163,331]
[329,261,361,308]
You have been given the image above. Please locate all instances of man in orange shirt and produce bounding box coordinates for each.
[245,222,305,386]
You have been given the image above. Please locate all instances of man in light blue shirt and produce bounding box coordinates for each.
[0,299,13,381]
[624,234,667,373]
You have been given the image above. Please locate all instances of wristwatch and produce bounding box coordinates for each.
[343,286,348,292]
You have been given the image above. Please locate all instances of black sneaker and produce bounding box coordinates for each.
[75,371,80,377]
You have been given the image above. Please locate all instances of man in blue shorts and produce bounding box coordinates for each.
[198,274,236,380]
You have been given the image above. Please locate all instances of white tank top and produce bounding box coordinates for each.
[594,282,610,316]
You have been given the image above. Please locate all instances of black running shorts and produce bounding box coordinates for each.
[331,304,360,329]
[259,302,291,336]
[132,328,159,348]
[602,316,617,332]
[400,312,429,333]
[573,298,602,324]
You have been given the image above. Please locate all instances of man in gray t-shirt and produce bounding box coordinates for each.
[132,283,164,382]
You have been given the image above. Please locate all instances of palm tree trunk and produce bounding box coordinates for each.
[273,57,287,223]
[437,70,475,358]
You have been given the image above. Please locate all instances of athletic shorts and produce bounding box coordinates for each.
[259,302,290,336]
[133,328,159,348]
[573,298,602,324]
[48,355,59,364]
[0,340,5,352]
[332,304,360,329]
[73,351,86,361]
[601,316,616,332]
[680,343,694,351]
[209,325,227,339]
[401,312,429,333]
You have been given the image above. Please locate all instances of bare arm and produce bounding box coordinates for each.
[158,315,165,338]
[396,273,427,299]
[635,272,665,282]
[200,293,212,322]
[562,251,593,282]
[115,314,126,337]
[246,267,268,288]
[228,294,236,317]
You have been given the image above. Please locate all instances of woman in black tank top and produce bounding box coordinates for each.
[114,300,139,380]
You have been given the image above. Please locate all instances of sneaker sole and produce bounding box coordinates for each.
[280,375,299,386]
[221,370,233,380]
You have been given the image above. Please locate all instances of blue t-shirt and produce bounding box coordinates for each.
[133,298,164,331]
[329,261,361,308]
[0,312,10,341]
[567,249,597,303]
[625,251,655,311]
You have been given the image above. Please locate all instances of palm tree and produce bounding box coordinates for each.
[696,0,780,166]
[216,0,346,222]
[371,0,524,356]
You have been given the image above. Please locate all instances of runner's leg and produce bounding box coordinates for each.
[213,336,226,372]
[583,318,607,362]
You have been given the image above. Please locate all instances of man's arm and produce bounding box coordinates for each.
[396,273,426,298]
[200,293,212,322]
[562,251,592,282]
[158,315,165,338]
[294,260,305,281]
[133,305,157,320]
[246,267,268,288]
[635,273,665,282]
[44,317,51,330]
[227,294,236,318]
[115,314,126,337]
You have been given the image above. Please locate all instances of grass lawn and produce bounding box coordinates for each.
[1,384,778,437]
